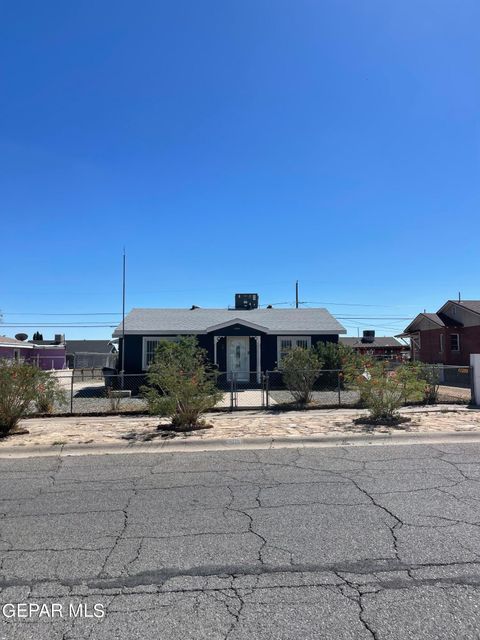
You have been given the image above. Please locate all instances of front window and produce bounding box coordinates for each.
[277,336,311,367]
[450,333,460,352]
[142,337,179,369]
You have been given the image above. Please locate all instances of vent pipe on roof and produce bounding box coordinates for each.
[458,291,461,302]
[190,305,200,310]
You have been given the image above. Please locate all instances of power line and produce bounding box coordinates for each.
[302,300,393,308]
[2,312,121,316]
[0,324,117,328]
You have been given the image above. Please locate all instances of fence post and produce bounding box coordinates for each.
[265,371,269,409]
[230,374,234,411]
[337,371,341,407]
[70,373,74,414]
[470,355,480,406]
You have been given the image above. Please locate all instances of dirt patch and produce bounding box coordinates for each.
[353,415,412,429]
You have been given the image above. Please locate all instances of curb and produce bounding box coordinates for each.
[2,429,480,458]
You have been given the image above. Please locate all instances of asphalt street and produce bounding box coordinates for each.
[2,443,480,639]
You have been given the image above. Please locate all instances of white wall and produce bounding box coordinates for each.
[470,354,480,406]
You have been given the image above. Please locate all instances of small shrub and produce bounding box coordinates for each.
[36,375,67,414]
[344,360,425,423]
[106,388,122,412]
[0,360,64,435]
[280,347,323,406]
[414,363,441,404]
[141,337,222,430]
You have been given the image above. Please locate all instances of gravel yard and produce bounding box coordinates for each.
[4,405,480,449]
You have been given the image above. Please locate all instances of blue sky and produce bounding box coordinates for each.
[1,1,479,339]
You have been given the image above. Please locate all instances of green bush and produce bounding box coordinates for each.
[36,375,68,413]
[343,359,426,422]
[0,360,64,435]
[314,341,342,370]
[314,342,355,388]
[399,362,440,404]
[280,347,323,406]
[141,337,222,430]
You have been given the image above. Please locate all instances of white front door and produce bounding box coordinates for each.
[227,336,249,381]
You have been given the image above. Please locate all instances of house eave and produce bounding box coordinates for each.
[113,328,346,338]
[0,342,34,349]
[403,313,443,334]
[438,300,480,318]
[205,318,269,333]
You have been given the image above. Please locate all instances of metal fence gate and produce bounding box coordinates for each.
[37,365,474,416]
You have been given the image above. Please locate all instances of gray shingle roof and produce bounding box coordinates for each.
[113,308,346,336]
[340,337,405,349]
[65,340,115,355]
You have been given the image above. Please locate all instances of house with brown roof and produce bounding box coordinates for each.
[340,331,407,360]
[401,300,480,366]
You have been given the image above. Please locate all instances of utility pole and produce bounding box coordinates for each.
[121,248,126,387]
[295,281,299,309]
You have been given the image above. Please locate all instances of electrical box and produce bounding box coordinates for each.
[235,293,259,310]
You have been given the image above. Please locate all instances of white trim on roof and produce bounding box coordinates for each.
[205,318,269,333]
[0,341,34,349]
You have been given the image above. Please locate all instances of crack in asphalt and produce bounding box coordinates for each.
[3,557,480,591]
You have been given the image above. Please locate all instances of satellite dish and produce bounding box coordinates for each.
[15,333,28,342]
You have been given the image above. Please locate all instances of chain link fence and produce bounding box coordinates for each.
[32,364,474,416]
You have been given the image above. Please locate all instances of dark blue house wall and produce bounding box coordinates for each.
[119,335,143,373]
[261,334,339,371]
[119,331,340,374]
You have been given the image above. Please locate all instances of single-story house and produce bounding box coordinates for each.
[112,295,346,381]
[340,331,408,360]
[0,336,33,362]
[400,299,480,366]
[0,335,66,370]
[65,340,118,369]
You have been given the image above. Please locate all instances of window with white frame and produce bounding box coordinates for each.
[277,336,311,367]
[450,333,460,352]
[142,337,179,369]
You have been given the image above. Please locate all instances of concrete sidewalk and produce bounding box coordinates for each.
[1,404,479,458]
[3,427,480,458]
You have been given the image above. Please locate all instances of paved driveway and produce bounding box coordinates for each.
[2,444,480,638]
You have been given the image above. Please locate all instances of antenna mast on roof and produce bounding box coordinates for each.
[121,247,126,386]
[458,291,461,302]
[295,281,299,309]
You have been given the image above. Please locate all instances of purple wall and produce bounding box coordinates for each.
[0,346,20,359]
[27,347,67,370]
[0,345,66,370]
